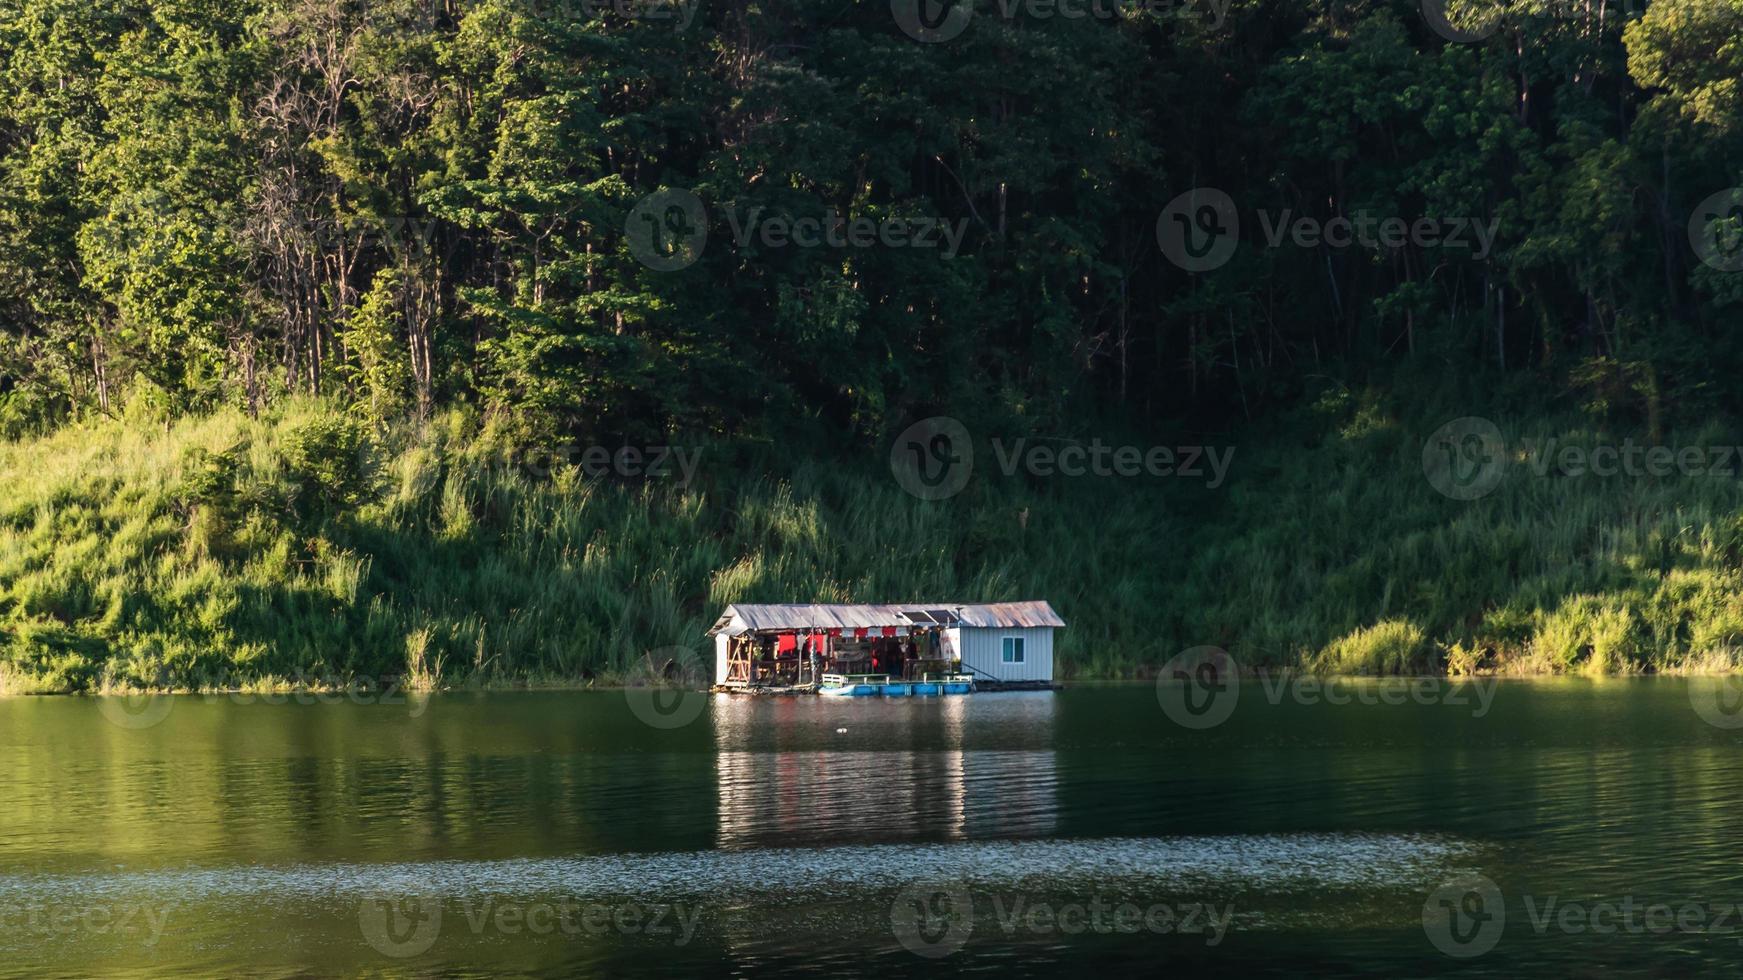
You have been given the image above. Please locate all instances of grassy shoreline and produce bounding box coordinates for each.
[10,667,1743,701]
[8,375,1743,692]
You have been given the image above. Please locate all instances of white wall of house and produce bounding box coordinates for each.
[953,626,1054,682]
[715,634,731,685]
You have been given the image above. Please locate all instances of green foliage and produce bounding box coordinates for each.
[0,405,1182,689]
[1166,363,1743,676]
[1310,621,1430,676]
[0,0,1734,443]
[340,269,414,422]
[1625,0,1743,132]
[6,385,1743,689]
[280,412,374,512]
[0,0,1741,686]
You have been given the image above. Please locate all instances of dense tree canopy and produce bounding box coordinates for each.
[0,0,1739,446]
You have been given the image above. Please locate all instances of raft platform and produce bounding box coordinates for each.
[818,673,975,697]
[710,677,1061,696]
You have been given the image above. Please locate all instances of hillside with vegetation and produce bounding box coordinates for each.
[1,0,1741,689]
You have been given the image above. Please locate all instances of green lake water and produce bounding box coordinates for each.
[6,679,1743,976]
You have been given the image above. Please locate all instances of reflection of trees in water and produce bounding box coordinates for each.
[712,694,1060,849]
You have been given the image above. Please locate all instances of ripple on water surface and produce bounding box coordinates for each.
[0,833,1477,904]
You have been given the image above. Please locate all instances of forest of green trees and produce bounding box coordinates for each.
[2,0,1742,690]
[1,0,1738,440]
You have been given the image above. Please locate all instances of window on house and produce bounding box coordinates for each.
[1002,636,1025,664]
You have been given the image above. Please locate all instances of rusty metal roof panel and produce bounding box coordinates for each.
[707,603,907,635]
[955,601,1067,629]
[708,600,1064,635]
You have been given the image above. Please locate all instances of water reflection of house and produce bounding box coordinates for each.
[711,693,1059,849]
[707,601,1065,690]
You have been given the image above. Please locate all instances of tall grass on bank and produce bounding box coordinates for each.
[1177,369,1743,675]
[0,399,1181,691]
[8,370,1743,691]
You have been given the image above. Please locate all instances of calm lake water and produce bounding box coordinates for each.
[6,679,1743,977]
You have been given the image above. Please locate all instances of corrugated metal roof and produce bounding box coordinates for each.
[955,601,1068,629]
[707,600,1064,635]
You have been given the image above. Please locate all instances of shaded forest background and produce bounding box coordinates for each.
[2,0,1742,689]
